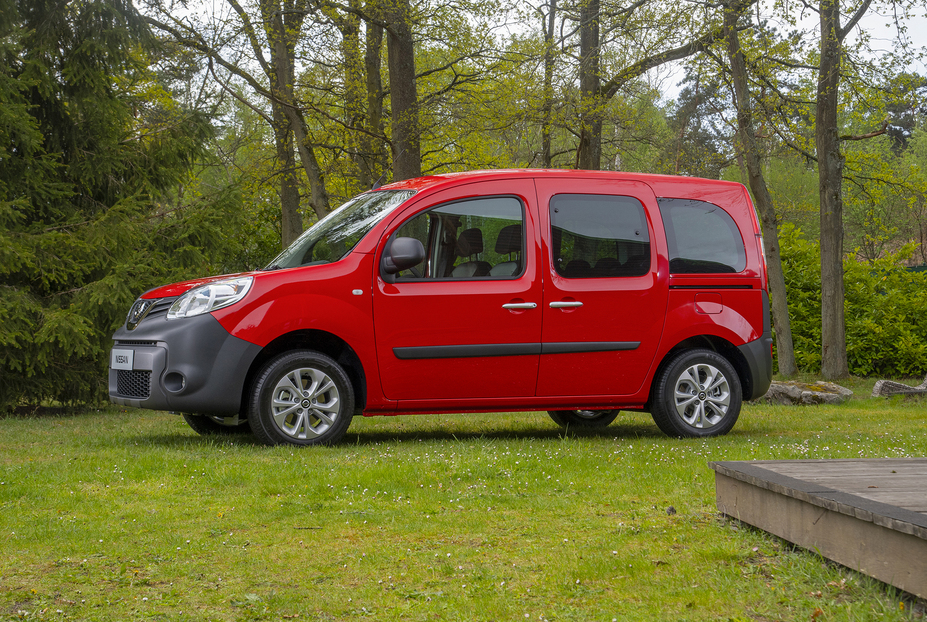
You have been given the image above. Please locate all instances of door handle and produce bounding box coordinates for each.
[502,302,537,310]
[549,301,583,308]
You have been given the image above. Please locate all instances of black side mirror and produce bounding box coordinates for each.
[381,237,425,283]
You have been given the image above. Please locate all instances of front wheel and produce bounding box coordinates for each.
[650,349,741,438]
[547,409,619,428]
[248,350,355,446]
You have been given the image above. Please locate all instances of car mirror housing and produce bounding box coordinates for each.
[381,237,425,282]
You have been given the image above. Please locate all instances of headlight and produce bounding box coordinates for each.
[167,277,253,320]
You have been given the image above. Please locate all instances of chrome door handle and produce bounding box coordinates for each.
[550,301,583,308]
[502,302,537,310]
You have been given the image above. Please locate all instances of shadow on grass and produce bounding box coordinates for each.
[344,422,666,446]
[133,420,671,449]
[1,405,105,419]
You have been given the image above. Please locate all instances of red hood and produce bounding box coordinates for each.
[141,272,257,299]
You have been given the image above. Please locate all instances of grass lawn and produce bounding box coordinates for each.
[1,378,926,621]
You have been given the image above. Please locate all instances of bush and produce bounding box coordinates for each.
[779,224,927,377]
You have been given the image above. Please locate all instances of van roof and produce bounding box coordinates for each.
[379,169,752,215]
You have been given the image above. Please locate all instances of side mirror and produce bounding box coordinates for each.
[381,237,425,282]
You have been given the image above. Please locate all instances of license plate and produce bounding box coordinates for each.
[111,348,134,370]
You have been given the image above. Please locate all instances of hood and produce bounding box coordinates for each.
[141,272,258,299]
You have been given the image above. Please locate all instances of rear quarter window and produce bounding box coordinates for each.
[658,198,746,274]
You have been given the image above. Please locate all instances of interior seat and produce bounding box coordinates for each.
[563,259,592,278]
[451,228,492,277]
[594,257,620,277]
[623,246,650,275]
[489,224,522,277]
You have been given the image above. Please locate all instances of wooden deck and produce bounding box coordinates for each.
[709,459,927,598]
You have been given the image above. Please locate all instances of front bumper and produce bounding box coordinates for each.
[109,308,262,416]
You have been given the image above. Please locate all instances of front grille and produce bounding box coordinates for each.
[146,297,177,320]
[126,297,178,330]
[117,370,151,399]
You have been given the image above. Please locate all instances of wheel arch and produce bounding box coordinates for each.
[647,335,753,410]
[241,330,368,416]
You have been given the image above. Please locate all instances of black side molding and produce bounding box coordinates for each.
[669,284,753,290]
[540,341,640,354]
[393,341,640,360]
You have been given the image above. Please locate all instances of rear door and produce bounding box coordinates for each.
[535,178,669,397]
[372,179,543,402]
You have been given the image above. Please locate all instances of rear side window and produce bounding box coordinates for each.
[549,194,650,278]
[659,198,746,274]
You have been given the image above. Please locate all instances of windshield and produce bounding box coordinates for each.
[264,189,416,270]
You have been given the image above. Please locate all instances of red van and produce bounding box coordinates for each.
[109,170,772,445]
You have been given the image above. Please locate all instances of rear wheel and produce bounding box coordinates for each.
[182,413,250,435]
[249,350,354,446]
[547,409,619,428]
[650,349,741,438]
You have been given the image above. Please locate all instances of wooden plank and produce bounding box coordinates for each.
[710,459,927,599]
[754,459,927,516]
[714,471,927,599]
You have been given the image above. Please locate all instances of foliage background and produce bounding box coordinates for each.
[2,0,927,409]
[780,224,927,376]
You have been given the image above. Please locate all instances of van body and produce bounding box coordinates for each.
[109,170,773,445]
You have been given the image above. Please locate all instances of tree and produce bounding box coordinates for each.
[146,0,333,247]
[815,0,868,378]
[0,0,237,408]
[383,0,422,180]
[723,0,798,376]
[664,72,733,178]
[575,0,602,169]
[572,0,759,170]
[541,0,558,166]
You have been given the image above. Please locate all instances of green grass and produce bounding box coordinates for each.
[1,383,926,621]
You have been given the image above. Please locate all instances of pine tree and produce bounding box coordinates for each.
[0,0,240,409]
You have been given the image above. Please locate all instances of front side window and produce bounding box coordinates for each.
[265,189,415,270]
[549,194,651,278]
[392,196,525,280]
[659,198,746,274]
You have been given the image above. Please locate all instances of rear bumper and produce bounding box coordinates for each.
[737,291,773,401]
[109,312,261,416]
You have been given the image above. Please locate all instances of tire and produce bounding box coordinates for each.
[650,349,741,438]
[547,409,619,428]
[248,350,354,446]
[182,413,250,435]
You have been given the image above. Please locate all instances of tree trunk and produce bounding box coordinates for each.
[816,0,849,379]
[384,0,421,181]
[363,6,387,185]
[542,0,556,167]
[262,0,331,222]
[340,2,367,192]
[271,105,304,248]
[723,2,797,377]
[575,0,601,170]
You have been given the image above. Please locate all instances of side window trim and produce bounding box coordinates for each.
[386,194,528,282]
[549,193,652,279]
